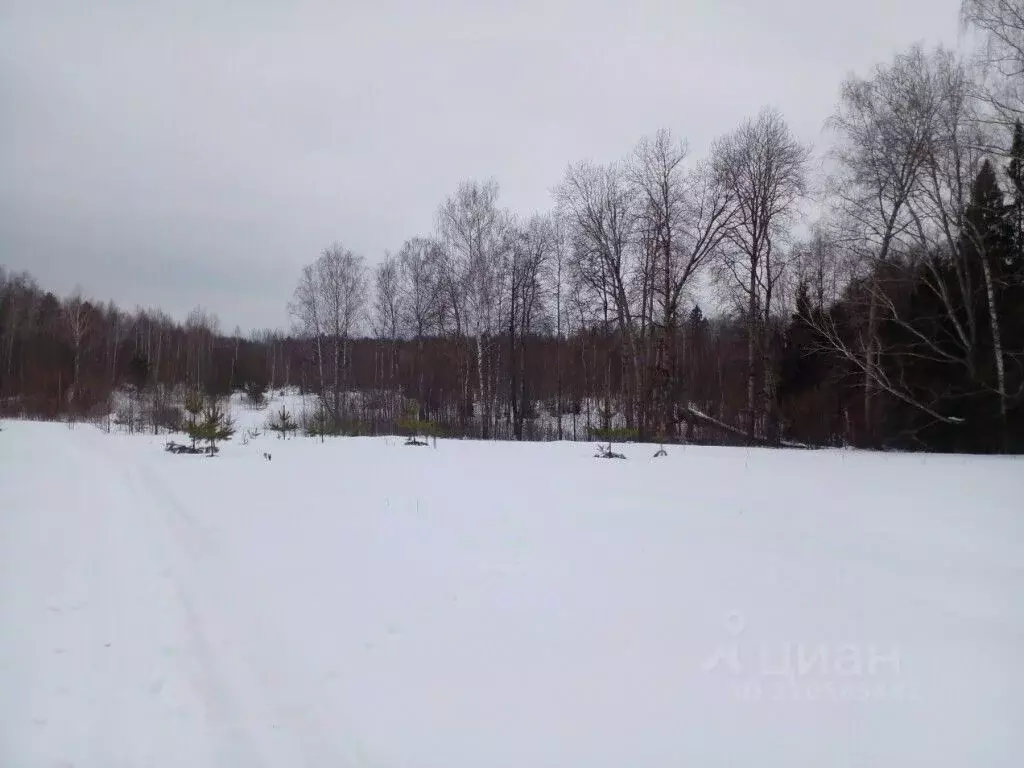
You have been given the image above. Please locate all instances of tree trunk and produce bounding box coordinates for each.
[476,333,487,438]
[746,273,758,442]
[333,334,340,428]
[509,301,518,439]
[979,251,1008,450]
[864,288,879,447]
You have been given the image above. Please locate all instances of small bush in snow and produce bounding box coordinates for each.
[152,403,183,432]
[594,443,627,459]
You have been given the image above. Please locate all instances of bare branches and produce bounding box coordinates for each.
[827,45,946,267]
[290,243,368,426]
[800,302,967,426]
[63,290,92,404]
[555,160,638,332]
[436,179,512,339]
[372,253,402,341]
[397,237,443,340]
[712,107,811,440]
[629,130,737,329]
[963,0,1024,121]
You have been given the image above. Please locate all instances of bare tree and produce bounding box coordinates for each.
[0,271,39,387]
[396,237,443,419]
[551,218,569,439]
[804,49,1015,443]
[398,238,443,339]
[373,253,403,386]
[63,290,92,408]
[185,307,219,390]
[373,254,402,340]
[962,0,1024,122]
[630,129,737,435]
[713,107,810,441]
[906,50,1012,435]
[789,223,849,312]
[290,244,368,429]
[507,214,554,438]
[556,160,642,430]
[437,179,512,436]
[104,301,132,388]
[828,45,948,440]
[289,263,326,407]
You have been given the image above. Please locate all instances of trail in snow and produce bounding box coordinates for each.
[0,424,358,767]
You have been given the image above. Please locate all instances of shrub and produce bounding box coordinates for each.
[398,417,436,438]
[244,380,268,407]
[152,403,183,432]
[588,426,639,442]
[304,408,335,438]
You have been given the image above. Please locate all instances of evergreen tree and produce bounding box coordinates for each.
[776,282,832,444]
[123,353,150,434]
[268,404,297,439]
[880,162,1016,452]
[969,158,1024,452]
[244,379,268,407]
[688,304,706,330]
[966,160,1013,273]
[197,398,235,454]
[126,353,150,391]
[183,390,204,450]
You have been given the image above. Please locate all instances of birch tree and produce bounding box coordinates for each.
[372,253,403,385]
[714,107,811,441]
[556,160,642,430]
[397,237,443,418]
[507,214,554,438]
[630,129,737,435]
[290,244,368,429]
[63,291,91,407]
[828,45,947,441]
[962,0,1024,123]
[437,180,511,437]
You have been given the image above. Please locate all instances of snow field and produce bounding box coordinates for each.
[1,416,1022,767]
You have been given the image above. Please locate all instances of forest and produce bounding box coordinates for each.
[2,1,1023,453]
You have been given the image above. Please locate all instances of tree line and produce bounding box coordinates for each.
[2,0,1023,452]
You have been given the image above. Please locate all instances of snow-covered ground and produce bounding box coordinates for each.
[1,416,1022,767]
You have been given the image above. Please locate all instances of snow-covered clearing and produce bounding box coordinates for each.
[1,415,1022,767]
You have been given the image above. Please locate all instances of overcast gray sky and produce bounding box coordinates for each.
[1,0,964,331]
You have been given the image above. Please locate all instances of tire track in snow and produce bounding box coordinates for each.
[2,426,224,767]
[113,450,271,768]
[126,447,361,767]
